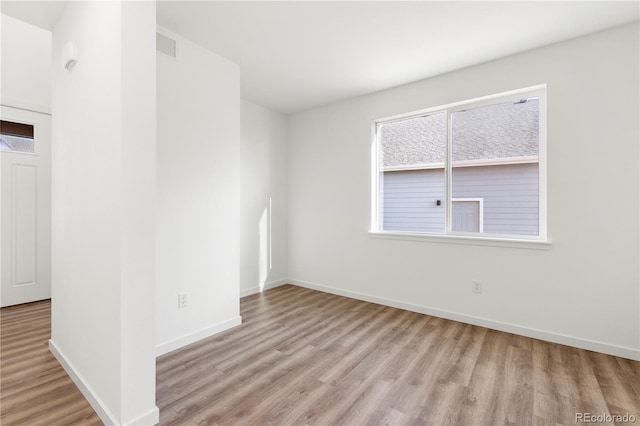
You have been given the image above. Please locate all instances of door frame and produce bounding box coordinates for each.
[451,197,484,233]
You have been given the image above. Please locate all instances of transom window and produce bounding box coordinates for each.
[372,86,546,242]
[1,120,35,154]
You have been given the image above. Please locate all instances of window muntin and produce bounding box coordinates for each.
[374,87,546,241]
[1,120,35,154]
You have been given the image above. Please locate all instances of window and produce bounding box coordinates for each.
[373,86,546,242]
[1,120,35,154]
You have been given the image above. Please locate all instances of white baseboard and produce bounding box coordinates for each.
[155,316,242,357]
[49,340,160,425]
[288,278,640,362]
[125,406,159,426]
[49,339,119,425]
[239,278,288,298]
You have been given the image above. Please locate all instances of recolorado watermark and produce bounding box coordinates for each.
[576,412,636,423]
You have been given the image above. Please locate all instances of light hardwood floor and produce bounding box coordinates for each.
[2,284,639,425]
[0,300,101,425]
[157,285,640,425]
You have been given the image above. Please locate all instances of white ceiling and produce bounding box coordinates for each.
[156,1,638,114]
[3,1,639,114]
[0,1,67,31]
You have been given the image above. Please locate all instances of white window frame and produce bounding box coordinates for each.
[370,85,549,249]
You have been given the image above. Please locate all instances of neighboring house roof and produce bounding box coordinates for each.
[0,135,34,153]
[0,138,11,151]
[380,98,539,168]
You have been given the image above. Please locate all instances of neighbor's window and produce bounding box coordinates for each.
[373,86,546,241]
[0,120,35,154]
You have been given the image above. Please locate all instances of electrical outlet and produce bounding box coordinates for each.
[178,292,188,309]
[472,281,482,294]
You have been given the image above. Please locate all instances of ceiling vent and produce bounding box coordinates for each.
[156,32,177,58]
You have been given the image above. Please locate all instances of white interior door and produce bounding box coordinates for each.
[1,105,51,307]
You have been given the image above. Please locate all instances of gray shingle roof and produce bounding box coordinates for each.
[381,98,538,168]
[0,135,34,153]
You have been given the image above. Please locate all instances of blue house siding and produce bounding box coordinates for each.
[382,169,445,233]
[382,163,538,235]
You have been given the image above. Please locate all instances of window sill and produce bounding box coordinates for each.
[368,231,551,250]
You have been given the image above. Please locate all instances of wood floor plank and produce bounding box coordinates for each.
[2,285,639,426]
[388,328,460,417]
[587,351,640,417]
[0,300,102,426]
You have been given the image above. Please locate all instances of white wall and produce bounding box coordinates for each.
[287,23,640,360]
[120,3,158,423]
[50,2,158,424]
[0,14,51,112]
[240,100,288,296]
[156,28,241,355]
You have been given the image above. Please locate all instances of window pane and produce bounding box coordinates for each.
[1,120,35,154]
[451,98,539,235]
[379,113,446,233]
